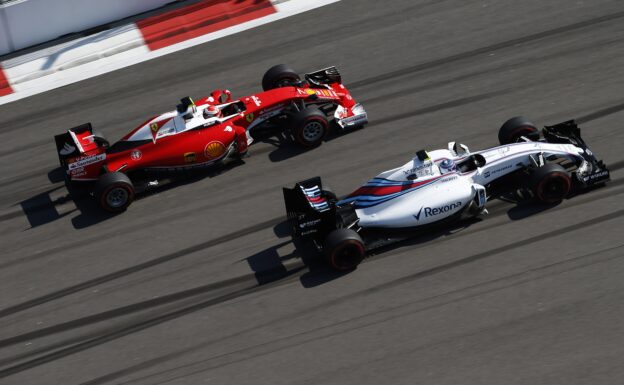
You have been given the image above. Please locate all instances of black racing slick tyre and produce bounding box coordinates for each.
[262,64,301,91]
[291,106,329,148]
[95,172,135,212]
[530,163,572,204]
[321,186,337,202]
[324,228,366,271]
[498,116,539,145]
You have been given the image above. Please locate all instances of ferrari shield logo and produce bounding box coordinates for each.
[184,152,196,163]
[246,113,254,123]
[150,123,159,133]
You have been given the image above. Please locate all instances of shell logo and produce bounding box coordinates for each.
[204,141,226,159]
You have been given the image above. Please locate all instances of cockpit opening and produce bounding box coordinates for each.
[457,154,486,173]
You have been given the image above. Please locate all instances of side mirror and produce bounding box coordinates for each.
[448,141,470,155]
[211,89,232,104]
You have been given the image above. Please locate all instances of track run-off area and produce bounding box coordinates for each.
[1,0,624,384]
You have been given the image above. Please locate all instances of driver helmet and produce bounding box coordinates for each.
[203,105,222,119]
[439,158,456,173]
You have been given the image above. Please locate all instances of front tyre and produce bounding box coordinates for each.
[498,116,539,145]
[324,228,366,270]
[292,106,329,148]
[95,172,135,212]
[530,163,572,204]
[262,64,301,91]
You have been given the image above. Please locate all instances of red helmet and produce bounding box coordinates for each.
[203,104,222,119]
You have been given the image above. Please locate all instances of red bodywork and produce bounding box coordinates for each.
[56,81,361,182]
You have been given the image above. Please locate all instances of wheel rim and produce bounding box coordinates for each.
[331,242,364,270]
[539,175,570,202]
[302,121,325,142]
[106,187,129,208]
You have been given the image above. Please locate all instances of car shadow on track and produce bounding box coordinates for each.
[20,161,248,230]
[244,220,356,288]
[264,125,365,163]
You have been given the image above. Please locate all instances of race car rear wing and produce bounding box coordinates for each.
[283,177,338,240]
[54,123,107,176]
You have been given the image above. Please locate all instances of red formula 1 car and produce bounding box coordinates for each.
[54,65,367,212]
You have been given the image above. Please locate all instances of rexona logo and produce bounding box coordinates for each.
[414,201,462,221]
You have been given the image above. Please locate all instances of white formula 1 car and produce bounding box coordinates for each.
[283,117,610,270]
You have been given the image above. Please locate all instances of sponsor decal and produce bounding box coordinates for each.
[305,89,316,95]
[483,164,513,178]
[340,114,367,126]
[583,170,609,182]
[156,127,175,138]
[204,141,226,159]
[414,201,462,221]
[251,95,262,107]
[440,176,458,183]
[130,150,142,161]
[68,153,106,170]
[403,162,433,177]
[184,152,196,163]
[59,143,76,156]
[299,219,321,229]
[246,113,254,123]
[224,126,233,132]
[301,229,318,236]
[150,123,159,133]
[70,167,86,177]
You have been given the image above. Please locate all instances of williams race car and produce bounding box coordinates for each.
[54,65,367,211]
[283,117,609,270]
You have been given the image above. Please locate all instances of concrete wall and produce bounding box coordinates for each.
[0,0,172,55]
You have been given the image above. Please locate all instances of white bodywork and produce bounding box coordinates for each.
[340,141,586,228]
[126,103,240,142]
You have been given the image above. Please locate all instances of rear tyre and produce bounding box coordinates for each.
[530,163,572,203]
[324,228,366,270]
[95,172,135,212]
[291,106,329,148]
[262,64,301,91]
[498,116,539,145]
[322,186,337,202]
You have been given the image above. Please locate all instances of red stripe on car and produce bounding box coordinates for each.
[349,176,443,197]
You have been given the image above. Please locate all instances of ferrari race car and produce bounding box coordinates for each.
[54,65,367,211]
[283,117,610,270]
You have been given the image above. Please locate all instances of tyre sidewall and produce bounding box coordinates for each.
[99,182,134,212]
[328,239,365,271]
[293,114,328,148]
[534,171,571,203]
[530,164,572,203]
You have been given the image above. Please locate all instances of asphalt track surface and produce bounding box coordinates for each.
[1,0,624,384]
